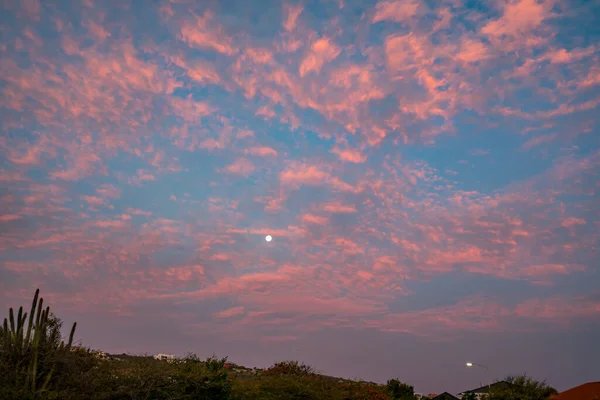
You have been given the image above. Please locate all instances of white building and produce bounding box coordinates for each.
[153,353,177,362]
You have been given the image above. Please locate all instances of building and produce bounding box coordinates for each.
[153,353,177,362]
[93,350,109,360]
[70,346,108,360]
[430,393,459,400]
[550,382,600,400]
[457,381,512,399]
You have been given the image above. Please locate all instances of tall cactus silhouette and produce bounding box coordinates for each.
[1,288,77,394]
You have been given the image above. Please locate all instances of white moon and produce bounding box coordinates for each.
[265,235,272,242]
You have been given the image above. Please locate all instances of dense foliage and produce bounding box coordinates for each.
[487,375,558,400]
[461,392,477,400]
[386,378,415,399]
[1,290,558,400]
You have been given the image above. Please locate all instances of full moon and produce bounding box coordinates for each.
[265,235,272,242]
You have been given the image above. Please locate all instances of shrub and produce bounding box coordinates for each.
[171,354,232,400]
[232,366,392,400]
[386,378,415,399]
[488,375,557,400]
[263,360,317,377]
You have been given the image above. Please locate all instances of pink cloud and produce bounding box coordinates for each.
[522,133,558,149]
[280,163,330,185]
[0,214,22,222]
[22,27,43,47]
[169,55,221,85]
[255,105,276,119]
[94,219,128,229]
[578,65,600,88]
[170,96,214,123]
[126,208,152,217]
[199,138,225,150]
[21,0,41,21]
[237,129,255,139]
[282,3,303,31]
[238,292,385,320]
[8,141,47,165]
[359,294,600,336]
[81,195,106,206]
[164,265,205,281]
[178,10,236,55]
[214,306,245,318]
[322,202,357,213]
[80,39,182,95]
[96,184,121,199]
[356,270,374,280]
[300,213,329,225]
[384,33,427,73]
[128,170,156,186]
[299,37,341,77]
[542,45,597,64]
[561,217,586,228]
[456,38,490,63]
[255,192,288,214]
[519,264,584,281]
[514,296,600,320]
[182,272,295,300]
[481,0,553,38]
[244,146,278,157]
[245,48,274,64]
[85,20,111,42]
[211,253,231,261]
[51,152,103,182]
[332,237,364,255]
[372,0,420,23]
[432,7,453,32]
[331,147,367,163]
[227,227,292,238]
[223,158,255,176]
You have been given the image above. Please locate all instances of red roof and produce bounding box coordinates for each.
[551,382,600,400]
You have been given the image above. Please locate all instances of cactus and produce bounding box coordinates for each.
[1,288,77,395]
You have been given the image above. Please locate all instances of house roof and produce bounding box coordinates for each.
[430,392,459,400]
[550,382,600,400]
[459,381,512,394]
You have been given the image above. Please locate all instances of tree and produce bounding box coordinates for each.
[263,360,317,377]
[172,354,232,400]
[461,392,477,400]
[488,375,557,400]
[386,378,415,399]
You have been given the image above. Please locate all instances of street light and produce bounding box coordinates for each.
[466,362,488,370]
[466,362,491,398]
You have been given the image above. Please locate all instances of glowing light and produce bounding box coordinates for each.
[265,235,272,242]
[466,362,473,367]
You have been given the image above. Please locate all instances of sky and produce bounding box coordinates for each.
[0,0,599,395]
